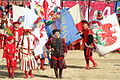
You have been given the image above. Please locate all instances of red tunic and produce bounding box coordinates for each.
[9,27,24,46]
[82,28,93,48]
[3,43,17,68]
[81,28,94,58]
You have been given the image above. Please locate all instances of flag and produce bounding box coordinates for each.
[115,1,120,14]
[30,0,36,10]
[32,24,48,56]
[12,5,26,22]
[63,1,115,20]
[92,13,120,56]
[60,8,81,46]
[68,3,84,31]
[24,8,39,29]
[44,19,56,38]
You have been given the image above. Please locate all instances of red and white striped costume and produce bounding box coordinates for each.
[11,27,24,46]
[9,27,24,59]
[18,34,37,71]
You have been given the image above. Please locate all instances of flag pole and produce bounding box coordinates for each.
[88,0,90,22]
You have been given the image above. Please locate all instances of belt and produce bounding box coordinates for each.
[22,48,33,51]
[21,52,33,55]
[6,53,14,55]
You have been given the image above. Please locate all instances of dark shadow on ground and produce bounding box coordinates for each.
[67,65,85,69]
[0,71,8,78]
[114,64,120,66]
[0,70,55,79]
[67,65,100,69]
[0,71,25,78]
[34,74,55,79]
[0,65,6,70]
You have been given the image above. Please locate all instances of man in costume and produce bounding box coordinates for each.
[0,12,11,49]
[11,21,23,46]
[1,12,11,28]
[45,29,67,79]
[18,29,38,78]
[10,21,23,59]
[79,20,97,69]
[3,36,17,78]
[0,17,5,49]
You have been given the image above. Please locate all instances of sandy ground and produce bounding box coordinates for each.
[0,49,120,80]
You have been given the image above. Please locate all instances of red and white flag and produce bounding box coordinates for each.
[68,3,84,31]
[32,24,48,56]
[92,13,120,56]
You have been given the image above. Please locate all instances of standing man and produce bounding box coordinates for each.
[18,29,38,79]
[0,12,11,48]
[1,12,11,28]
[79,20,97,69]
[11,21,23,46]
[11,22,23,58]
[3,36,17,78]
[45,29,67,79]
[10,21,23,59]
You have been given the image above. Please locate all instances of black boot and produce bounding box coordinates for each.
[59,69,63,79]
[54,68,58,78]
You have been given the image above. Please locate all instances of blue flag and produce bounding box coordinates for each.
[60,8,81,46]
[45,18,61,38]
[115,1,120,14]
[45,8,81,46]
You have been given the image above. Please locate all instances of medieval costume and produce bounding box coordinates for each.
[45,29,67,79]
[0,12,11,49]
[80,20,97,69]
[3,36,17,78]
[11,22,23,46]
[18,29,38,79]
[1,12,11,28]
[10,21,23,59]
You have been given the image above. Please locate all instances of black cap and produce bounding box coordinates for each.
[52,29,61,34]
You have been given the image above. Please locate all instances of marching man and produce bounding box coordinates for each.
[18,29,38,79]
[10,21,23,59]
[79,20,97,69]
[45,29,67,79]
[11,21,23,46]
[3,36,17,78]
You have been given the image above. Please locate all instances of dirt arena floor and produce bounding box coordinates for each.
[0,49,120,80]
